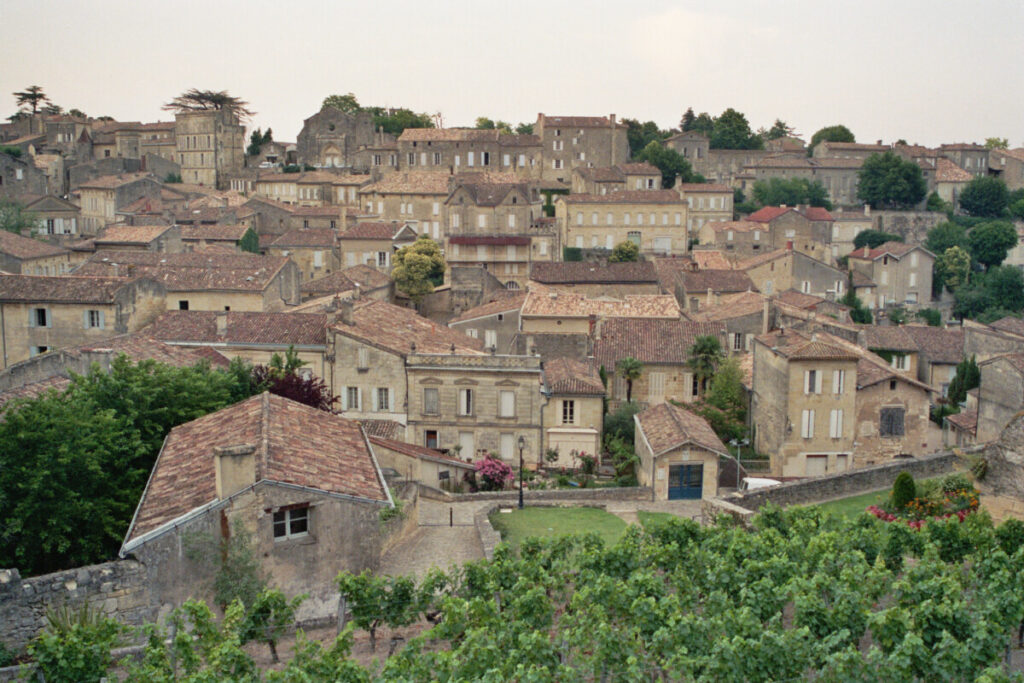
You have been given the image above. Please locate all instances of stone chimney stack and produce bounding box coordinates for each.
[214,443,257,500]
[216,310,228,337]
[339,298,354,325]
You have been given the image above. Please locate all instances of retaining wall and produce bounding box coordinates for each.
[441,486,651,504]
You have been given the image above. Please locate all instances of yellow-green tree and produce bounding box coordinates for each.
[392,235,445,304]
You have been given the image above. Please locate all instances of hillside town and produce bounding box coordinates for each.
[2,84,1024,678]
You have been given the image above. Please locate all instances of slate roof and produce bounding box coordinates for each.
[529,261,657,284]
[144,311,328,346]
[448,293,526,324]
[680,269,756,294]
[123,393,389,546]
[636,402,728,457]
[0,231,69,260]
[522,288,680,319]
[560,190,683,205]
[594,318,726,366]
[901,325,964,364]
[269,229,337,248]
[0,274,132,304]
[543,357,605,395]
[334,300,484,356]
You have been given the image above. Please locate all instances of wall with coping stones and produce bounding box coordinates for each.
[439,486,652,504]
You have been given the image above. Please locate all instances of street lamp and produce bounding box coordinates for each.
[729,438,750,490]
[517,435,526,509]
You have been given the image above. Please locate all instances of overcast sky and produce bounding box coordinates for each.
[4,0,1022,148]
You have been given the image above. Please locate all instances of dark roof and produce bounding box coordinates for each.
[901,325,963,364]
[144,311,328,346]
[530,261,657,285]
[594,318,726,367]
[681,269,756,294]
[636,402,728,457]
[543,357,605,395]
[0,274,133,304]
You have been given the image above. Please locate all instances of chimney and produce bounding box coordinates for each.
[339,298,354,325]
[216,310,228,337]
[594,317,604,341]
[609,114,616,127]
[762,297,770,335]
[353,284,361,300]
[214,443,257,500]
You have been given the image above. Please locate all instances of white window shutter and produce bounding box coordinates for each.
[372,389,378,412]
[341,389,348,411]
[829,410,837,438]
[809,409,815,438]
[815,372,822,394]
[99,311,105,329]
[83,311,90,329]
[357,388,362,411]
[804,371,810,394]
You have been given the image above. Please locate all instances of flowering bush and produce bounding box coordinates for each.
[474,454,513,492]
[867,475,980,529]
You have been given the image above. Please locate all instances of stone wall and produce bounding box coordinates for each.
[872,210,946,246]
[439,485,652,503]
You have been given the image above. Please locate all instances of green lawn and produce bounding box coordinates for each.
[813,488,889,519]
[488,507,627,549]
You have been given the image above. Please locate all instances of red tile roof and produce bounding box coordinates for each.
[681,269,756,294]
[946,409,977,435]
[339,222,399,240]
[300,265,392,296]
[543,357,605,395]
[75,251,290,292]
[594,318,726,367]
[636,402,728,457]
[0,274,135,304]
[0,231,69,260]
[335,299,484,356]
[124,393,389,546]
[745,206,793,223]
[368,435,472,467]
[530,261,658,284]
[448,293,527,324]
[144,311,328,347]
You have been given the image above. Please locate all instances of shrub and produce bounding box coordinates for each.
[474,455,513,491]
[916,308,942,326]
[891,472,916,510]
[29,604,123,683]
[995,519,1024,556]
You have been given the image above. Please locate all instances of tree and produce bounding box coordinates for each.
[709,108,763,150]
[853,229,903,250]
[616,357,643,403]
[934,246,971,293]
[959,176,1010,218]
[809,125,855,155]
[162,89,253,119]
[1010,197,1024,221]
[751,178,832,210]
[322,92,361,114]
[392,234,445,304]
[28,604,123,683]
[947,356,980,406]
[0,198,37,235]
[968,220,1017,269]
[68,108,87,119]
[475,117,511,133]
[247,127,267,156]
[916,308,942,326]
[13,85,49,114]
[841,286,873,324]
[891,472,916,510]
[632,140,702,188]
[687,335,724,395]
[680,107,696,131]
[623,119,670,157]
[926,191,951,213]
[696,357,747,441]
[857,151,927,209]
[336,571,419,653]
[241,589,305,664]
[984,137,1009,150]
[239,227,260,253]
[608,240,639,262]
[925,221,969,255]
[763,119,795,141]
[515,122,534,135]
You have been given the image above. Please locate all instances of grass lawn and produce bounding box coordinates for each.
[814,488,889,519]
[488,506,627,549]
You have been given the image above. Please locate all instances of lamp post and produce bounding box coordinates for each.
[517,435,526,509]
[729,437,750,490]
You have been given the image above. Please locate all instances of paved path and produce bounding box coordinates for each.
[379,525,484,579]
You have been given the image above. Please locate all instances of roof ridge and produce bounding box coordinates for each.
[259,391,271,480]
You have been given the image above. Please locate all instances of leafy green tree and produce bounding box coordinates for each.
[762,118,795,141]
[841,286,873,323]
[709,108,763,150]
[925,221,969,255]
[322,92,361,113]
[751,178,832,209]
[0,144,22,158]
[603,401,642,444]
[475,117,512,133]
[322,93,433,136]
[68,108,87,118]
[623,119,669,157]
[393,234,445,303]
[1009,197,1024,220]
[857,151,927,209]
[680,107,696,131]
[925,191,951,213]
[608,240,639,262]
[163,89,253,118]
[632,140,702,188]
[616,357,643,403]
[241,589,305,663]
[916,308,942,326]
[934,246,971,293]
[853,229,903,250]
[959,176,1010,217]
[953,266,1024,321]
[247,128,265,156]
[947,355,980,406]
[515,122,533,135]
[968,220,1017,269]
[687,335,724,395]
[13,85,49,114]
[984,137,1009,150]
[239,227,260,253]
[163,173,182,183]
[337,570,419,653]
[0,198,37,234]
[809,124,855,154]
[696,357,747,441]
[891,472,916,509]
[888,307,907,325]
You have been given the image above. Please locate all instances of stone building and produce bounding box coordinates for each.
[528,261,660,297]
[634,402,726,500]
[358,172,450,241]
[447,293,526,354]
[173,109,245,188]
[534,114,629,183]
[933,157,973,207]
[976,353,1024,443]
[847,242,934,310]
[744,205,835,264]
[120,392,394,623]
[0,230,77,275]
[663,131,709,165]
[676,268,757,314]
[556,190,689,256]
[745,157,864,207]
[0,274,167,368]
[812,141,889,160]
[0,151,52,199]
[337,221,416,271]
[24,194,81,236]
[266,229,340,283]
[988,148,1024,191]
[687,290,768,355]
[829,206,872,260]
[677,183,733,233]
[963,317,1024,362]
[299,264,393,303]
[295,106,377,169]
[737,246,847,299]
[93,224,183,253]
[938,143,989,177]
[541,357,606,467]
[77,173,162,235]
[695,220,765,256]
[396,128,542,177]
[368,435,474,489]
[570,162,661,194]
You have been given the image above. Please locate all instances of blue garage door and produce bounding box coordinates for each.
[668,464,703,500]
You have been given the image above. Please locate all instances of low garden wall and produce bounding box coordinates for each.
[443,486,651,504]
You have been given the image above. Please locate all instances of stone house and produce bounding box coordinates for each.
[933,157,973,206]
[337,222,416,271]
[77,173,162,235]
[74,251,300,312]
[540,356,605,466]
[677,183,733,232]
[266,229,340,283]
[0,151,52,199]
[137,121,178,162]
[939,143,989,177]
[253,171,345,207]
[397,128,542,177]
[556,191,689,256]
[289,205,345,231]
[976,353,1024,443]
[447,236,531,289]
[300,265,393,303]
[528,261,660,297]
[847,242,934,310]
[677,268,757,314]
[368,435,474,489]
[745,157,863,207]
[0,230,77,275]
[829,206,872,260]
[405,352,543,464]
[520,288,680,336]
[737,246,847,299]
[447,293,526,353]
[963,317,1024,362]
[93,224,183,253]
[570,162,661,194]
[296,106,378,169]
[946,409,978,447]
[696,220,765,256]
[745,205,834,264]
[358,172,450,242]
[120,392,394,622]
[173,109,245,188]
[812,141,889,160]
[697,148,786,187]
[663,131,709,165]
[24,194,81,237]
[988,148,1024,191]
[859,325,920,378]
[634,402,726,500]
[687,290,768,355]
[534,114,629,183]
[0,274,167,368]
[901,324,965,397]
[594,317,726,409]
[179,224,248,252]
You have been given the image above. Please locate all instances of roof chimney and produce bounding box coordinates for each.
[216,310,228,337]
[609,114,616,127]
[339,298,354,325]
[214,443,257,500]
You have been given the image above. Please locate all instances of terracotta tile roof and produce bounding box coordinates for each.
[398,128,499,142]
[291,205,343,218]
[860,325,919,352]
[560,190,683,205]
[594,318,726,367]
[124,393,388,545]
[935,158,973,183]
[451,182,531,207]
[754,329,860,361]
[179,224,248,242]
[368,435,472,467]
[523,287,680,319]
[95,225,173,245]
[244,196,296,214]
[77,173,156,190]
[75,333,231,367]
[819,141,889,152]
[358,419,406,441]
[530,261,658,284]
[681,269,756,294]
[339,222,399,240]
[0,273,133,304]
[543,357,605,395]
[689,251,733,270]
[850,270,876,288]
[335,299,484,356]
[0,376,71,410]
[539,115,617,128]
[901,325,964,364]
[802,207,834,221]
[576,166,625,182]
[989,316,1024,338]
[776,289,826,310]
[616,162,660,175]
[677,183,732,193]
[736,248,789,270]
[703,220,761,234]
[144,311,327,346]
[301,265,391,296]
[688,291,766,322]
[361,172,451,195]
[994,148,1024,163]
[269,228,337,248]
[636,402,728,457]
[75,251,289,292]
[746,206,793,223]
[0,231,69,260]
[651,257,696,291]
[946,409,977,435]
[448,293,527,324]
[848,242,922,261]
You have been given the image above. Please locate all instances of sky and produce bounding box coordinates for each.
[3,0,1022,148]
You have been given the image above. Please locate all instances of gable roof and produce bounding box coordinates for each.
[123,393,389,548]
[179,224,248,242]
[95,225,174,246]
[901,325,964,364]
[75,251,290,292]
[529,260,657,285]
[979,352,1024,374]
[543,357,605,395]
[988,316,1024,338]
[368,435,473,468]
[334,299,484,356]
[860,325,919,352]
[0,273,136,304]
[848,242,930,261]
[681,269,756,294]
[594,318,726,367]
[338,222,400,240]
[636,402,728,457]
[300,265,392,297]
[522,287,680,319]
[946,409,977,435]
[745,206,793,223]
[0,230,69,260]
[448,292,526,324]
[754,329,860,361]
[688,290,766,322]
[144,311,328,347]
[560,190,683,205]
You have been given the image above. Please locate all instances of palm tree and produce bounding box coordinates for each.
[687,335,724,396]
[617,357,643,403]
[13,85,49,114]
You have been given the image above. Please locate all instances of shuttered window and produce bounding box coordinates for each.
[880,407,905,436]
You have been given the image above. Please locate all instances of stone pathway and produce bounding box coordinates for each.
[379,525,484,579]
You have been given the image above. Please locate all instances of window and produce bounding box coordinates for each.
[345,387,360,410]
[576,212,583,226]
[804,369,821,394]
[407,153,416,166]
[552,159,563,170]
[880,407,905,437]
[801,409,815,439]
[313,251,323,267]
[727,230,734,241]
[499,390,515,417]
[30,346,49,357]
[561,399,576,425]
[458,388,474,416]
[425,430,439,449]
[481,152,490,166]
[691,374,700,397]
[273,507,309,540]
[423,387,439,415]
[909,272,917,287]
[832,369,846,394]
[357,347,369,369]
[829,409,844,438]
[485,329,497,349]
[377,251,389,267]
[84,310,104,329]
[30,308,51,328]
[552,140,563,151]
[801,280,811,294]
[376,387,390,412]
[468,152,475,167]
[627,231,641,246]
[891,355,909,371]
[733,333,744,351]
